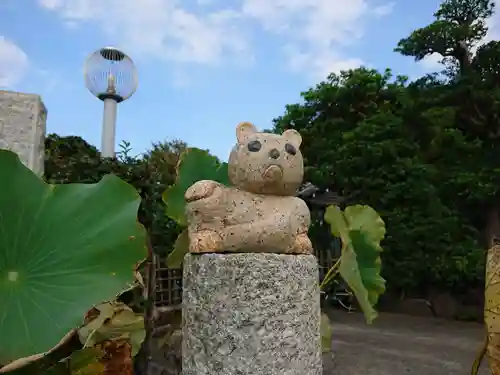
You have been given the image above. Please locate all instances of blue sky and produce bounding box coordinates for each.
[1,0,498,160]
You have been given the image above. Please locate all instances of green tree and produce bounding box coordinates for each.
[397,0,500,250]
[274,68,407,189]
[273,67,483,294]
[395,0,494,77]
[138,140,187,255]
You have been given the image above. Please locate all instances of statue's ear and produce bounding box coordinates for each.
[236,122,257,144]
[282,129,302,147]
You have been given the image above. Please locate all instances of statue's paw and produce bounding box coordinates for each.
[290,233,313,254]
[185,180,219,202]
[189,230,224,253]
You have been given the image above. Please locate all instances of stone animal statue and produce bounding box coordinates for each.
[185,121,313,254]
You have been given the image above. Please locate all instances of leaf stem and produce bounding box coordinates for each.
[320,256,341,290]
[470,334,487,375]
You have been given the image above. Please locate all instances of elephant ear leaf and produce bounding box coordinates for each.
[324,204,386,324]
[0,150,146,364]
[162,148,230,226]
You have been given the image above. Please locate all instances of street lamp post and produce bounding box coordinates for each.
[84,47,138,158]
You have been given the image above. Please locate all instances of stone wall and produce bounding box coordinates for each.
[0,90,46,176]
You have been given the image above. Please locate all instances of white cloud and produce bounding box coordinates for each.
[242,0,393,78]
[242,0,368,41]
[38,0,63,8]
[418,52,443,72]
[372,2,395,17]
[37,0,250,66]
[37,0,393,79]
[479,11,500,48]
[0,36,67,94]
[0,36,29,88]
[284,44,364,81]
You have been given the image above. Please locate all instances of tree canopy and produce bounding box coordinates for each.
[273,0,500,295]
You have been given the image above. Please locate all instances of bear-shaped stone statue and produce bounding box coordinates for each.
[184,121,313,254]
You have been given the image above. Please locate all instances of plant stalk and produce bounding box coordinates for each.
[320,257,341,290]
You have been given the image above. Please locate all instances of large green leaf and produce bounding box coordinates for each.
[324,205,386,324]
[166,229,189,269]
[162,148,230,226]
[0,150,146,364]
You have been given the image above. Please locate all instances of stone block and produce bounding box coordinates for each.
[182,253,322,375]
[0,90,46,176]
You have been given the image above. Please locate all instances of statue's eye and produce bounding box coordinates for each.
[285,143,296,155]
[247,140,262,152]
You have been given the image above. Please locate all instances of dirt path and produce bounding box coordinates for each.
[323,310,489,375]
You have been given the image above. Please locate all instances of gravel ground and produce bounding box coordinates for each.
[322,310,489,375]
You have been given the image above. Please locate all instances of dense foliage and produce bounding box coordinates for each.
[273,0,500,296]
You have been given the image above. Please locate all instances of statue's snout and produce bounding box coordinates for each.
[268,148,280,159]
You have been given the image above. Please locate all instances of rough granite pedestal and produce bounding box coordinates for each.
[182,253,322,375]
[0,90,47,176]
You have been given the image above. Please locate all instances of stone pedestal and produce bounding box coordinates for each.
[0,90,47,176]
[182,253,322,375]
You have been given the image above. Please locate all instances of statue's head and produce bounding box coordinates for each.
[228,122,304,196]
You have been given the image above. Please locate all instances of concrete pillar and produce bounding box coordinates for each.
[0,90,47,176]
[182,253,322,375]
